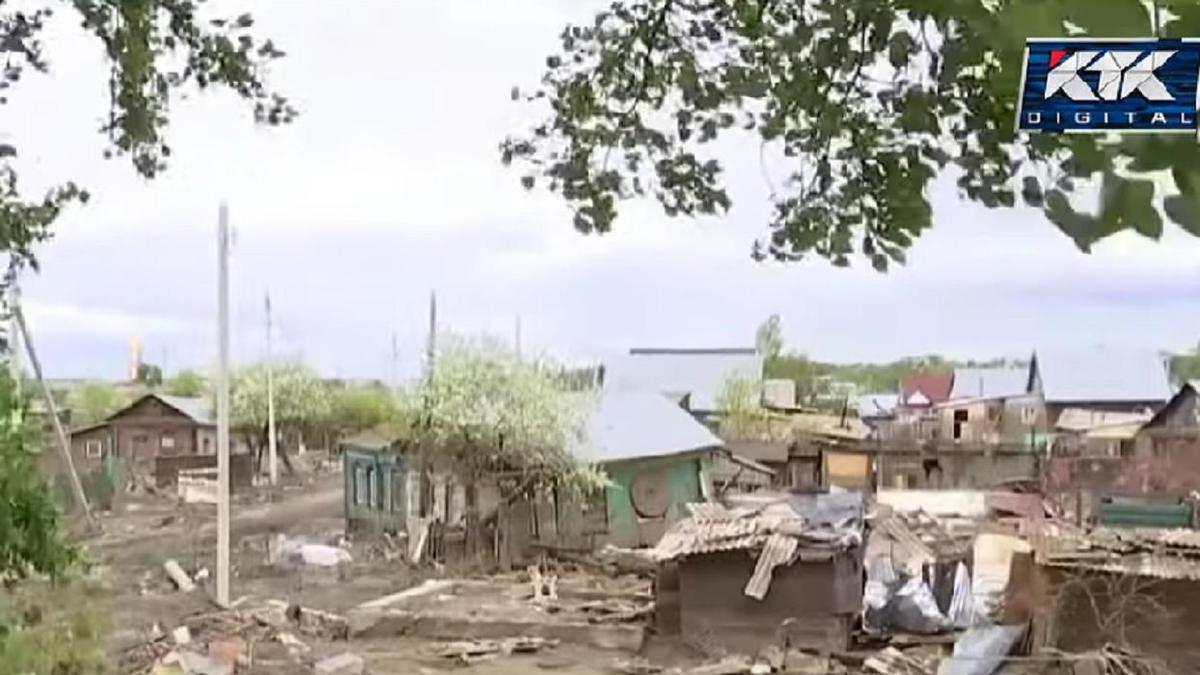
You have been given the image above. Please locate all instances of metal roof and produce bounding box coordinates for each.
[1033,348,1172,404]
[572,389,725,464]
[948,367,1029,401]
[606,348,764,412]
[156,395,214,425]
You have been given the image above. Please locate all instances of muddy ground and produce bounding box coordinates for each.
[85,468,694,674]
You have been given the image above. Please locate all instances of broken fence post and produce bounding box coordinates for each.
[163,559,196,592]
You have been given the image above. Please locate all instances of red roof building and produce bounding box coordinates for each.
[900,371,954,408]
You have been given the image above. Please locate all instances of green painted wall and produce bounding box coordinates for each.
[601,453,706,547]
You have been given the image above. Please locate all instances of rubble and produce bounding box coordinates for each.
[314,652,365,675]
[435,636,558,664]
[163,559,196,592]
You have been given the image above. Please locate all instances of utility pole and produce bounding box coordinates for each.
[13,302,93,526]
[425,291,437,384]
[266,292,278,486]
[390,332,400,393]
[514,315,522,362]
[9,274,20,393]
[216,203,232,608]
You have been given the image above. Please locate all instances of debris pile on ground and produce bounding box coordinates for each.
[118,599,349,674]
[433,636,558,665]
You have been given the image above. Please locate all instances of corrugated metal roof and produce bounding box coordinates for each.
[606,348,763,412]
[572,390,724,464]
[1034,348,1172,404]
[949,367,1029,401]
[156,395,214,425]
[653,492,864,563]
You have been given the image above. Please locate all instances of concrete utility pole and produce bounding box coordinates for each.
[9,275,20,392]
[425,291,437,385]
[266,292,278,486]
[13,302,93,525]
[216,203,232,608]
[390,332,400,394]
[514,315,522,362]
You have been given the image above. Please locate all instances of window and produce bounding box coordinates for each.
[84,439,102,459]
[161,434,176,450]
[202,437,213,454]
[354,466,367,505]
[1020,406,1037,425]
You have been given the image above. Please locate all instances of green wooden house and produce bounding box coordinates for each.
[341,390,772,550]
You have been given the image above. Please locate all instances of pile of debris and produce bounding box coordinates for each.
[119,600,350,675]
[1042,525,1200,580]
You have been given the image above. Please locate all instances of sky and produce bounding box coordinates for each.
[8,1,1200,381]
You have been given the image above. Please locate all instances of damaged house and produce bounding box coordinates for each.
[343,389,773,553]
[651,491,864,654]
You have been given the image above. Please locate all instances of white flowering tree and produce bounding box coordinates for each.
[395,335,602,557]
[229,361,331,472]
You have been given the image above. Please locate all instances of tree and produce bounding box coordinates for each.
[229,362,330,470]
[163,369,206,397]
[714,372,771,439]
[394,335,602,558]
[0,366,76,581]
[0,2,293,281]
[503,0,1200,270]
[326,384,394,439]
[69,382,129,426]
[136,362,163,387]
[755,314,783,359]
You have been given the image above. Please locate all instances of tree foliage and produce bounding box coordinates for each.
[714,372,773,440]
[229,362,330,436]
[0,367,77,582]
[755,314,783,359]
[326,383,395,438]
[504,0,1200,270]
[135,362,163,387]
[394,336,602,494]
[68,382,130,426]
[163,369,206,397]
[0,0,293,278]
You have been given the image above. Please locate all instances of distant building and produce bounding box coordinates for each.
[604,347,764,422]
[934,366,1031,444]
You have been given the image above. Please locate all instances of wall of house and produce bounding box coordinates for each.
[68,425,114,475]
[109,397,202,468]
[675,550,861,654]
[603,454,704,548]
[936,400,1004,443]
[876,450,1039,491]
[1001,394,1048,441]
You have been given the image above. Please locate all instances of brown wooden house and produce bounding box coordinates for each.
[69,393,225,484]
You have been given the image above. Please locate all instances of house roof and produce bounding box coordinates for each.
[572,390,725,464]
[605,348,764,412]
[1033,348,1172,404]
[1145,381,1200,429]
[154,394,214,425]
[949,367,1029,401]
[900,371,953,407]
[652,492,864,598]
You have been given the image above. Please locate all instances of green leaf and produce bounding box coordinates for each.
[1165,194,1200,236]
[1063,0,1150,37]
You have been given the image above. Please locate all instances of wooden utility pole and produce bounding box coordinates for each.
[216,203,232,607]
[265,292,278,485]
[13,302,93,525]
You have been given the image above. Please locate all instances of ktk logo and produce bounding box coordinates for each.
[1044,49,1176,102]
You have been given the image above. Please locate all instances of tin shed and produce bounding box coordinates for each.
[652,492,865,654]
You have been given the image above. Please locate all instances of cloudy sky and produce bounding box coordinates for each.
[8,1,1200,380]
